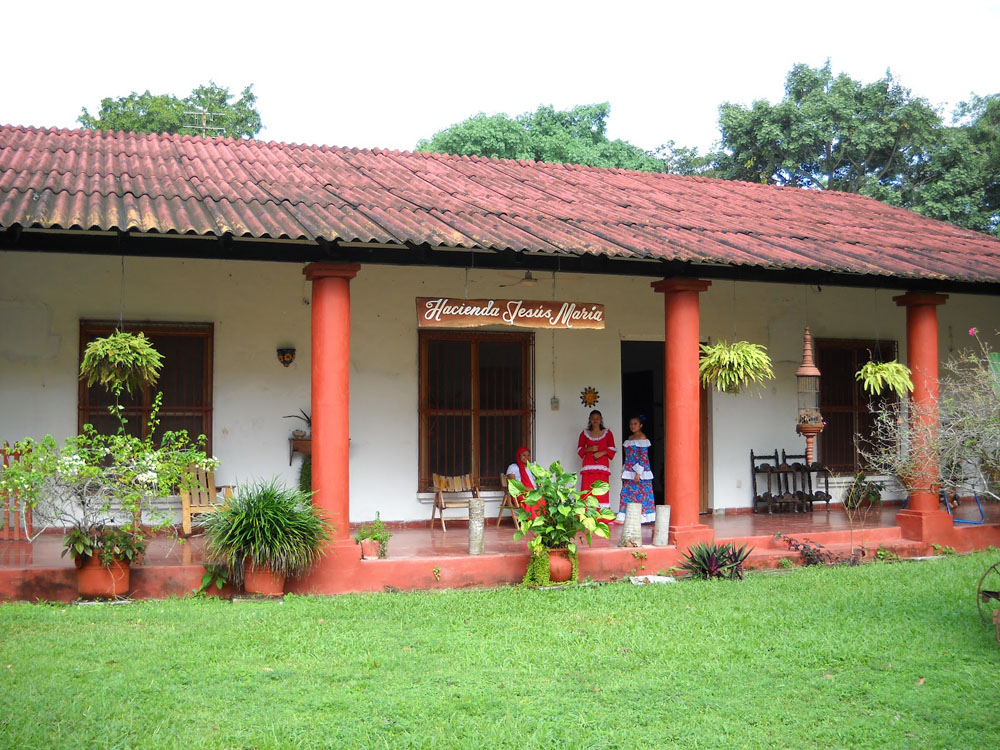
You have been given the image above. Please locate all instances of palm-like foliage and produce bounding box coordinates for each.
[698,340,774,394]
[202,478,329,586]
[680,541,753,580]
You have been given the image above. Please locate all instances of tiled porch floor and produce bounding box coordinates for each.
[5,503,996,568]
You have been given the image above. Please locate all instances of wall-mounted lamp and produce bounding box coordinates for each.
[277,347,296,367]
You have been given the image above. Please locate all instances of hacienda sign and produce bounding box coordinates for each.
[416,297,605,330]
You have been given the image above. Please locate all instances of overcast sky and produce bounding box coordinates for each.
[4,0,998,155]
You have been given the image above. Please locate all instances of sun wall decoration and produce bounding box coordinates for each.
[580,386,599,407]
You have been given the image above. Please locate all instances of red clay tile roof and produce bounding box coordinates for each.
[2,125,1000,284]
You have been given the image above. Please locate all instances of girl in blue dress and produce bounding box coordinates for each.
[617,415,656,524]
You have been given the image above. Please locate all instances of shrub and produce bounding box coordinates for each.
[202,478,329,586]
[679,541,753,580]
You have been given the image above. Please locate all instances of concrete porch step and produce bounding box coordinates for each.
[725,525,905,552]
[747,535,924,570]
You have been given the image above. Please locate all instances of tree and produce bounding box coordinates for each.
[715,62,941,193]
[953,94,1000,232]
[417,103,667,172]
[78,82,262,139]
[650,140,717,177]
[715,62,1000,235]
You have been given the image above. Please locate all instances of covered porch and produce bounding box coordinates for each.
[4,504,999,601]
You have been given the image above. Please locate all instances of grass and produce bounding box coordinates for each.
[1,552,998,749]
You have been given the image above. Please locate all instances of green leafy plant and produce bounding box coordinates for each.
[60,525,147,567]
[698,340,775,394]
[856,360,914,398]
[1,337,214,570]
[432,567,441,581]
[354,513,392,558]
[875,545,900,563]
[194,564,229,596]
[632,550,647,571]
[931,544,957,556]
[299,455,312,493]
[679,541,754,580]
[508,461,615,585]
[0,401,213,551]
[201,478,330,587]
[79,330,163,395]
[778,557,795,569]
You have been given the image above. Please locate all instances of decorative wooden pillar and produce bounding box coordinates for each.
[893,291,952,544]
[304,263,360,542]
[651,278,713,550]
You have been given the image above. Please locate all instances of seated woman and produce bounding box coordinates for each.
[506,446,542,518]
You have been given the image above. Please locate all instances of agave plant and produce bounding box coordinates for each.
[679,541,754,580]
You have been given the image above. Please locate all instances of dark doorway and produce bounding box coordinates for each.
[620,341,664,506]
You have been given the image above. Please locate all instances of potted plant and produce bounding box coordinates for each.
[698,340,775,394]
[0,331,214,599]
[79,329,164,395]
[283,409,311,439]
[855,359,914,398]
[201,478,330,596]
[508,461,615,585]
[354,512,392,559]
[62,525,147,598]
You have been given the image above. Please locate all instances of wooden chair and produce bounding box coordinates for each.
[810,463,833,511]
[430,473,479,531]
[179,465,232,535]
[497,473,521,526]
[782,451,812,512]
[750,450,780,514]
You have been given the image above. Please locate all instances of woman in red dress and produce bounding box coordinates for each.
[577,410,616,508]
[506,446,543,518]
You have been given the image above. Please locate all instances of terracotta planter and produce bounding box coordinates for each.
[359,539,381,559]
[243,561,286,596]
[76,554,131,599]
[547,548,573,583]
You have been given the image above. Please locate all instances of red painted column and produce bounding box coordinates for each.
[893,292,952,545]
[651,278,713,549]
[304,263,360,543]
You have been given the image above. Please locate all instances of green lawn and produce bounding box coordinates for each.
[1,552,998,749]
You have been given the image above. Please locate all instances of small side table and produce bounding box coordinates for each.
[289,437,312,465]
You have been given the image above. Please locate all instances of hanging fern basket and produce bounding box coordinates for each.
[79,330,164,394]
[698,340,775,395]
[855,360,913,399]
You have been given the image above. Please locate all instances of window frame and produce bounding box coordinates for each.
[78,320,214,453]
[417,330,534,492]
[815,337,897,474]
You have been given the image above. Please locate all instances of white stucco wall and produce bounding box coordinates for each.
[2,250,998,522]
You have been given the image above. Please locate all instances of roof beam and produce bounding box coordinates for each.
[2,228,999,296]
